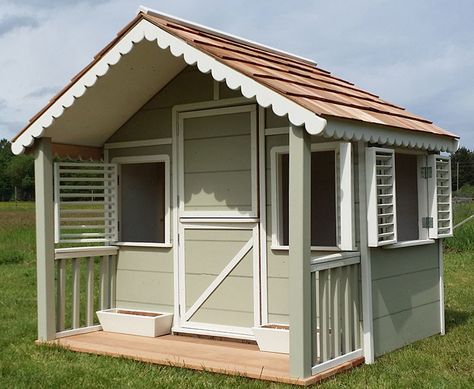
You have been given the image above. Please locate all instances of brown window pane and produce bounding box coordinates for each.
[395,154,419,241]
[280,150,337,247]
[120,162,165,243]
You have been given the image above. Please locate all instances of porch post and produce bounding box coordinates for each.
[357,141,375,363]
[288,125,312,378]
[34,137,56,341]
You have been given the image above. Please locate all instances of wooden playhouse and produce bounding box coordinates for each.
[12,8,459,385]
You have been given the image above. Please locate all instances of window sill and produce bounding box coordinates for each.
[384,239,435,249]
[271,245,341,252]
[114,242,172,248]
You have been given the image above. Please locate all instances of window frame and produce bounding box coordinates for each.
[112,154,171,248]
[270,142,350,252]
[366,147,443,249]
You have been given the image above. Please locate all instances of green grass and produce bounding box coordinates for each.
[0,202,473,388]
[445,201,474,252]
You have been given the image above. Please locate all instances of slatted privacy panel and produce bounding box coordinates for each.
[311,254,362,375]
[54,247,118,338]
[366,147,397,247]
[54,162,118,244]
[428,155,453,238]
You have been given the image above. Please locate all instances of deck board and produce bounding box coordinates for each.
[45,331,364,386]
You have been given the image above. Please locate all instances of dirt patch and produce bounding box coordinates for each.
[116,310,162,317]
[261,324,289,330]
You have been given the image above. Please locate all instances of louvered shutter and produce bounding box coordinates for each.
[428,155,453,238]
[54,162,118,244]
[366,147,397,247]
[337,142,354,250]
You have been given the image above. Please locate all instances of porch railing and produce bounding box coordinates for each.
[53,246,118,338]
[310,252,363,375]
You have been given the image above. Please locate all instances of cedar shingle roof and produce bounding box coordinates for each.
[143,12,457,138]
[12,10,458,146]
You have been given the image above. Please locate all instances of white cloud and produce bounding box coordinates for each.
[0,0,472,148]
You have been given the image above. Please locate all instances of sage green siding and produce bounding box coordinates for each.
[182,111,253,213]
[109,66,216,313]
[115,247,174,312]
[371,242,441,356]
[264,129,347,325]
[184,229,254,327]
[108,66,214,142]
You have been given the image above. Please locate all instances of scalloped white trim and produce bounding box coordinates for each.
[324,119,459,153]
[12,18,327,155]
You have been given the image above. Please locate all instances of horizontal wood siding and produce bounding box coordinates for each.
[183,112,253,213]
[184,229,254,327]
[115,247,174,313]
[371,242,440,356]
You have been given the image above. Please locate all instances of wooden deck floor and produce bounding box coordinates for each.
[46,331,363,386]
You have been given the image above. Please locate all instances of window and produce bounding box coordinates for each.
[113,155,170,246]
[395,153,419,241]
[366,147,452,247]
[271,142,354,251]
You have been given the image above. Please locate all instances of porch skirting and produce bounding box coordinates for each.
[39,331,364,386]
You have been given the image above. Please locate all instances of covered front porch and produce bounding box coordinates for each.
[44,330,364,386]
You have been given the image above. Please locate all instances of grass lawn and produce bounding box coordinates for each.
[0,202,473,388]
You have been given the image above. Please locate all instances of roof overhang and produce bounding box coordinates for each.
[12,11,458,154]
[11,16,327,155]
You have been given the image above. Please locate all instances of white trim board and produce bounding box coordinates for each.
[177,104,258,218]
[104,138,172,149]
[111,154,171,245]
[270,141,354,251]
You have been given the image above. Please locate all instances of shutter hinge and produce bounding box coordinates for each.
[421,167,432,179]
[177,233,180,246]
[422,217,433,228]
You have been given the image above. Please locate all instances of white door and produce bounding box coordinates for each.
[176,104,260,338]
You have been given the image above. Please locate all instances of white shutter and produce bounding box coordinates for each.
[54,162,118,244]
[337,142,354,250]
[366,147,397,247]
[428,155,453,238]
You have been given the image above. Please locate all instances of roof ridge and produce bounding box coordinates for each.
[138,6,318,67]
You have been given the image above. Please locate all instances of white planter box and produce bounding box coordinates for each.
[252,324,289,354]
[97,308,173,337]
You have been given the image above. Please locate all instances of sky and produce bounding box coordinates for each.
[0,0,473,149]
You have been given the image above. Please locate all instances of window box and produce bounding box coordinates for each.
[252,324,289,354]
[97,308,173,337]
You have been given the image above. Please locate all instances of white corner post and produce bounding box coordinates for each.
[357,142,375,363]
[439,239,445,335]
[34,137,56,341]
[288,125,312,378]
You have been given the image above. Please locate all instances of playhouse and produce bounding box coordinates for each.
[12,8,458,385]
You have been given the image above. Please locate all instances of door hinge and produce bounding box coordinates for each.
[421,166,432,179]
[422,217,433,228]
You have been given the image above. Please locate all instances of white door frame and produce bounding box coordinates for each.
[171,101,262,339]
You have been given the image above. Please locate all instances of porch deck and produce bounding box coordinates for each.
[43,331,364,386]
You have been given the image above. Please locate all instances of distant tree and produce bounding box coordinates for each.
[6,153,34,201]
[451,147,474,191]
[0,139,14,201]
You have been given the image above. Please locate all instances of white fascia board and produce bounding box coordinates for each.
[12,18,326,155]
[324,118,459,153]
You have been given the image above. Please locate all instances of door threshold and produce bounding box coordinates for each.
[172,326,256,342]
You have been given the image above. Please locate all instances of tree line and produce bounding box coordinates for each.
[0,139,34,201]
[0,138,473,201]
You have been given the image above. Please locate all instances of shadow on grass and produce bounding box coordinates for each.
[445,308,470,331]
